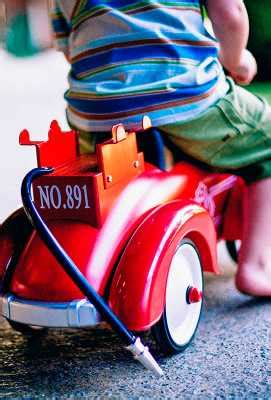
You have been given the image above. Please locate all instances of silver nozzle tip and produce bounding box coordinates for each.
[126,337,164,377]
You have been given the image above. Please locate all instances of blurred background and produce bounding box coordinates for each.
[0,0,69,221]
[246,0,271,81]
[0,0,271,221]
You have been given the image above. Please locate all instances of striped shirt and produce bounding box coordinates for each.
[49,0,228,132]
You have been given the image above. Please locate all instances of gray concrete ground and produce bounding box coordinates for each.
[0,50,270,399]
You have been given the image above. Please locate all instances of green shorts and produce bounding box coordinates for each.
[76,78,271,183]
[160,78,271,183]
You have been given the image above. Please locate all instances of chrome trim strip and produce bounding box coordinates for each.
[0,294,101,328]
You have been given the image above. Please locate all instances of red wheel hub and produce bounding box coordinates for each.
[186,286,202,304]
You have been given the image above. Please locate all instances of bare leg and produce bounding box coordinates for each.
[236,178,271,296]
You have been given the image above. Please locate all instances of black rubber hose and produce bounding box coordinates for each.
[21,167,136,346]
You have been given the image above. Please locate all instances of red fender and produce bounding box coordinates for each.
[109,200,218,331]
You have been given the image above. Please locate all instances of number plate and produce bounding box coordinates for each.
[33,176,97,225]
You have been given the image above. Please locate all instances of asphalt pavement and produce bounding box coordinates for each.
[0,50,270,399]
[1,270,270,399]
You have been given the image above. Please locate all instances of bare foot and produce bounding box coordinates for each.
[236,248,271,297]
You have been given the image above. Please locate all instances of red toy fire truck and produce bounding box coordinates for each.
[0,119,244,376]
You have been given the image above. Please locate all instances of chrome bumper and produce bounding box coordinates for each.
[0,294,101,328]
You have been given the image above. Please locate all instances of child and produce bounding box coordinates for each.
[49,0,271,297]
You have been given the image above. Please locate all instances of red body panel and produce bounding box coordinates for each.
[108,200,217,331]
[8,166,244,305]
[0,232,13,281]
[10,222,98,301]
[11,167,207,301]
[221,178,246,240]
